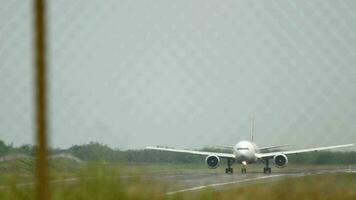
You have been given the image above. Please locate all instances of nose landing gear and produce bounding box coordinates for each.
[241,161,247,174]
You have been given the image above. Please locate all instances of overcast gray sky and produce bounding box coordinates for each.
[1,0,355,149]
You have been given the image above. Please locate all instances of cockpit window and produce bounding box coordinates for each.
[236,147,249,150]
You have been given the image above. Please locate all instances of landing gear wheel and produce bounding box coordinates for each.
[263,167,271,174]
[225,168,233,174]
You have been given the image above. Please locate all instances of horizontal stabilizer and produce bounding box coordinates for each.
[258,144,289,151]
[214,145,234,149]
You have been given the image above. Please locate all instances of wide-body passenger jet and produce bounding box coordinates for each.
[146,119,354,174]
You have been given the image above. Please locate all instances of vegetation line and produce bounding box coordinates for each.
[1,140,356,165]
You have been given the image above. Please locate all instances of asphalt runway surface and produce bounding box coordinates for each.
[145,168,356,195]
[1,168,355,195]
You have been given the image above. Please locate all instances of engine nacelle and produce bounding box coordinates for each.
[205,155,220,169]
[273,154,288,168]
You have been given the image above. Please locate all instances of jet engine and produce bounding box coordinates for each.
[273,154,288,168]
[205,155,220,169]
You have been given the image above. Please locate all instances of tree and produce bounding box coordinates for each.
[0,140,10,156]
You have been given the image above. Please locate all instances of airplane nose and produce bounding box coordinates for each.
[239,155,247,161]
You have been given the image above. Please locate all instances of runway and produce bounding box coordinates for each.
[139,168,356,195]
[0,167,355,194]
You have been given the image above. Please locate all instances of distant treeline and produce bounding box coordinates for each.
[1,140,356,165]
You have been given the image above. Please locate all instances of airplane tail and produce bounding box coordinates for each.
[250,116,255,142]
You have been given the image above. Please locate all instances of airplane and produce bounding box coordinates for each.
[146,118,354,174]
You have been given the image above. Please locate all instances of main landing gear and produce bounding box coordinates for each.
[263,158,271,174]
[225,159,234,174]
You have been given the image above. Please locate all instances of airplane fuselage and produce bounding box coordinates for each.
[234,140,259,164]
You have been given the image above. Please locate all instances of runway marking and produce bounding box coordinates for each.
[346,170,356,173]
[165,174,284,195]
[0,178,83,190]
[0,169,354,191]
[165,169,355,195]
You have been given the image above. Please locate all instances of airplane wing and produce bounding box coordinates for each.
[146,146,235,159]
[255,144,354,159]
[258,144,289,151]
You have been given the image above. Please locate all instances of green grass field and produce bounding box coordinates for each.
[186,173,356,200]
[0,158,355,200]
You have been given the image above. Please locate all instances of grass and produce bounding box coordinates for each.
[0,164,168,200]
[199,173,356,200]
[0,161,355,199]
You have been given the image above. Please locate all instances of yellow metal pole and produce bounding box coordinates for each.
[33,0,50,199]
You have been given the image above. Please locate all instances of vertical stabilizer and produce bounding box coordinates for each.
[250,116,255,142]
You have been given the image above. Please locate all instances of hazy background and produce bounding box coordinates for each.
[1,0,355,149]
